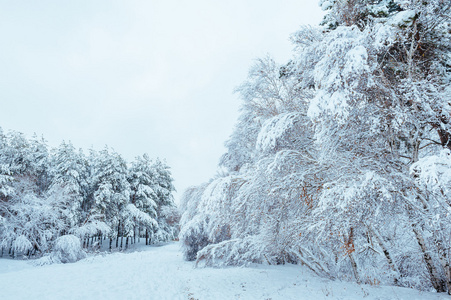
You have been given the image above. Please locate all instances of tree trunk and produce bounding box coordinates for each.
[146,229,149,245]
[109,238,112,251]
[346,228,360,284]
[134,226,136,244]
[412,139,421,163]
[349,253,361,284]
[413,227,446,292]
[432,115,451,151]
[116,220,121,248]
[439,254,451,295]
[435,237,451,295]
[368,226,399,285]
[438,128,451,151]
[125,237,129,249]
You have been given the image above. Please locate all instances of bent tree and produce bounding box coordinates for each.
[180,0,451,293]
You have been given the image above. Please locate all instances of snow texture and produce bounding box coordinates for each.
[256,112,304,152]
[0,242,448,300]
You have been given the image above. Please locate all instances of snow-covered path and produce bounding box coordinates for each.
[0,243,448,300]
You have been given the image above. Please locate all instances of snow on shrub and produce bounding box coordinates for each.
[180,216,210,261]
[195,237,265,267]
[12,235,33,254]
[51,235,86,263]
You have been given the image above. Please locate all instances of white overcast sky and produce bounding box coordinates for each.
[0,1,323,202]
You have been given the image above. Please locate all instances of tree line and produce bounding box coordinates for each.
[0,128,178,259]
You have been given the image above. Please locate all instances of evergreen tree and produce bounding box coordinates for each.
[0,128,13,202]
[48,141,87,230]
[90,147,131,248]
[128,154,159,245]
[151,158,177,242]
[0,128,177,258]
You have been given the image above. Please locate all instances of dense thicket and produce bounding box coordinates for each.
[180,0,451,293]
[0,128,178,261]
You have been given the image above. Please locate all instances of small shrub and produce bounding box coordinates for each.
[52,235,86,263]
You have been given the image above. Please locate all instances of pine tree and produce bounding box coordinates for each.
[90,147,131,249]
[128,154,159,245]
[48,141,87,230]
[151,158,177,242]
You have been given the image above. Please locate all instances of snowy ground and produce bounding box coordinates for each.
[0,242,449,300]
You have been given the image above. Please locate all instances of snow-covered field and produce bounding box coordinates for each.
[0,242,448,300]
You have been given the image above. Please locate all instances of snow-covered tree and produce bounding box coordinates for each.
[128,154,159,244]
[48,141,87,230]
[0,128,13,202]
[0,129,177,259]
[0,193,68,258]
[90,147,130,248]
[151,158,178,242]
[180,0,451,294]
